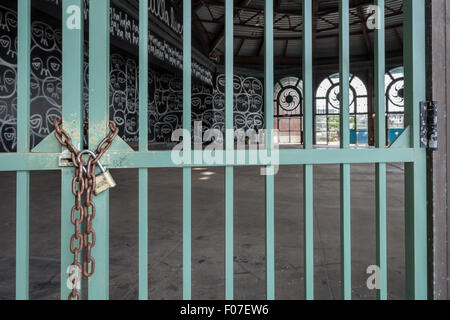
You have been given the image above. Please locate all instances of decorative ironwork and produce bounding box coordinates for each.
[278,86,302,112]
[385,67,405,144]
[274,77,303,115]
[274,77,303,144]
[386,67,405,112]
[315,73,368,145]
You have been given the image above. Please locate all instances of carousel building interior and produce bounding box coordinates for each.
[0,0,428,300]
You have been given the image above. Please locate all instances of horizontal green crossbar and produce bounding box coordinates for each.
[0,148,417,172]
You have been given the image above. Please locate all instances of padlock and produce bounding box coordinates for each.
[93,161,117,196]
[77,150,117,195]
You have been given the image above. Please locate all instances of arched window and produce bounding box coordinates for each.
[274,77,303,144]
[385,67,404,144]
[315,73,368,145]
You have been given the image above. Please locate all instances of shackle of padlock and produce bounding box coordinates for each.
[76,150,117,195]
[76,150,106,174]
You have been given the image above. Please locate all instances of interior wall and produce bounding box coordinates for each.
[0,2,265,152]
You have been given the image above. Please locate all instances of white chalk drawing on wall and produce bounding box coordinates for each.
[0,20,215,150]
[47,0,183,37]
[0,4,64,152]
[0,4,264,152]
[0,4,18,152]
[81,52,216,145]
[146,73,265,144]
[43,0,212,85]
[30,20,63,147]
[149,0,183,36]
[213,74,265,134]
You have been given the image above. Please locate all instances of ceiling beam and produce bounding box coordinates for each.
[257,38,265,56]
[312,0,320,55]
[233,51,403,66]
[236,38,245,56]
[200,10,402,34]
[394,27,403,50]
[209,0,253,56]
[193,12,212,55]
[283,39,289,57]
[202,0,403,61]
[210,22,403,41]
[275,0,281,12]
[201,0,376,18]
[355,7,373,58]
[193,0,204,11]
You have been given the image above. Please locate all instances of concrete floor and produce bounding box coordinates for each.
[0,164,406,300]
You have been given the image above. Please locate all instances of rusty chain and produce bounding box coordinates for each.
[54,119,118,300]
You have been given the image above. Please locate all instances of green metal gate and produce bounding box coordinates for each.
[0,0,427,300]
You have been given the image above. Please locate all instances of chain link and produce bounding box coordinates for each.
[93,121,119,164]
[54,119,118,300]
[83,157,96,277]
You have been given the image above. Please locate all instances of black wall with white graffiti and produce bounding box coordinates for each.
[0,3,64,152]
[0,2,264,152]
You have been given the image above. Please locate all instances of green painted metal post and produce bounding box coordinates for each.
[60,0,85,300]
[265,0,275,301]
[88,0,111,300]
[16,0,31,300]
[302,0,314,300]
[224,0,234,301]
[138,0,149,300]
[403,0,428,300]
[339,0,351,300]
[374,0,387,300]
[375,165,387,299]
[183,0,192,301]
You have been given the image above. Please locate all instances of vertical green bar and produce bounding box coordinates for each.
[182,168,191,300]
[183,0,192,300]
[60,0,85,300]
[16,171,29,300]
[264,0,275,300]
[224,0,234,300]
[339,0,350,150]
[375,163,387,299]
[16,0,31,300]
[302,0,314,300]
[339,0,351,300]
[403,0,427,300]
[374,0,387,300]
[88,0,110,300]
[340,163,351,300]
[138,0,149,300]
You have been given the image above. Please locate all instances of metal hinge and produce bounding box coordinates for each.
[420,101,438,151]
